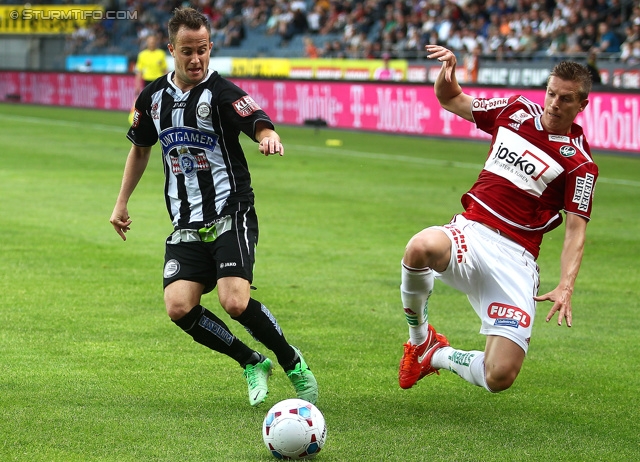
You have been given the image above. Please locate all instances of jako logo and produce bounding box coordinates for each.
[220,262,237,268]
[488,303,530,328]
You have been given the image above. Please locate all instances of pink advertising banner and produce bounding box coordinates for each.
[232,79,640,154]
[1,71,638,153]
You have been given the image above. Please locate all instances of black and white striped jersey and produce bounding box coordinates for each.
[127,70,274,230]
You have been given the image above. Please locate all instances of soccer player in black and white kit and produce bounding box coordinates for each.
[110,7,318,407]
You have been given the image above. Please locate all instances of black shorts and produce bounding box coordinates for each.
[162,203,259,294]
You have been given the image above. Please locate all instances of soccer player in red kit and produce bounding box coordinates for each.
[398,45,598,393]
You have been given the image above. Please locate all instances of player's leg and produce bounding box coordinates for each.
[163,240,270,406]
[430,335,524,392]
[217,204,318,404]
[164,279,266,371]
[399,227,452,389]
[423,217,536,392]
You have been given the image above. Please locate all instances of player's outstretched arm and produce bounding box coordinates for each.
[256,122,284,156]
[425,45,474,123]
[110,144,152,241]
[535,213,588,327]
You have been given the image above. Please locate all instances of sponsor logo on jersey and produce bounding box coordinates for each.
[484,127,563,197]
[549,134,570,143]
[492,142,550,180]
[508,122,521,131]
[232,96,261,117]
[488,303,531,328]
[151,103,159,120]
[559,145,576,157]
[173,101,187,109]
[197,102,211,119]
[132,109,141,128]
[573,172,595,212]
[472,97,509,112]
[220,262,237,268]
[160,126,217,152]
[160,127,218,177]
[509,109,533,124]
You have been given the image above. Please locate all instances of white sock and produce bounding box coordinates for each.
[432,347,493,391]
[400,262,433,345]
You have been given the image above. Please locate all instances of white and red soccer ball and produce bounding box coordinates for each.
[262,398,327,460]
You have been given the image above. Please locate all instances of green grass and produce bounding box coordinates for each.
[0,103,638,461]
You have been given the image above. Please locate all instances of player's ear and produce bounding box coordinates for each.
[167,43,174,56]
[579,99,589,112]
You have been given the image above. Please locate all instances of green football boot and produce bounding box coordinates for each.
[244,356,273,406]
[286,346,318,405]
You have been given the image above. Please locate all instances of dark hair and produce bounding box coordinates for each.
[168,7,211,45]
[547,61,592,101]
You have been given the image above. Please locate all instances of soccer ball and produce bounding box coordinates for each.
[262,398,327,460]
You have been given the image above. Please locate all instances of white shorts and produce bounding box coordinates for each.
[432,215,540,353]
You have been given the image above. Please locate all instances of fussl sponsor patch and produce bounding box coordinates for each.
[488,302,531,328]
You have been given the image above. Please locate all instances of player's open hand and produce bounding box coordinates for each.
[259,135,284,156]
[425,45,457,83]
[110,206,132,241]
[535,287,573,327]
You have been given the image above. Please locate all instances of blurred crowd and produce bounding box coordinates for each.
[58,0,640,64]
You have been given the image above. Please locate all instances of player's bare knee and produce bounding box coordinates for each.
[404,236,431,267]
[219,294,248,317]
[165,301,192,321]
[485,366,519,392]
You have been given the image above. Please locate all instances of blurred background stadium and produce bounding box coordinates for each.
[0,0,639,154]
[1,0,639,75]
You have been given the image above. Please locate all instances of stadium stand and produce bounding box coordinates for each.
[64,0,638,64]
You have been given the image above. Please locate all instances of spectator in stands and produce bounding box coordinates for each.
[284,3,309,43]
[518,25,539,55]
[306,3,325,34]
[463,46,481,83]
[546,26,568,56]
[595,21,621,54]
[223,16,245,47]
[304,36,319,58]
[265,5,285,36]
[86,0,637,64]
[620,40,640,66]
[578,23,598,52]
[565,25,584,54]
[241,0,270,28]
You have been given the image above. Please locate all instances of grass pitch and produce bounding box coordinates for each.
[0,103,638,461]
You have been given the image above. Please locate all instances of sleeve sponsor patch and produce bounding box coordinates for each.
[472,97,509,112]
[572,172,595,212]
[232,96,261,117]
[132,108,141,128]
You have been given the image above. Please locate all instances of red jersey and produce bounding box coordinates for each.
[462,95,598,258]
